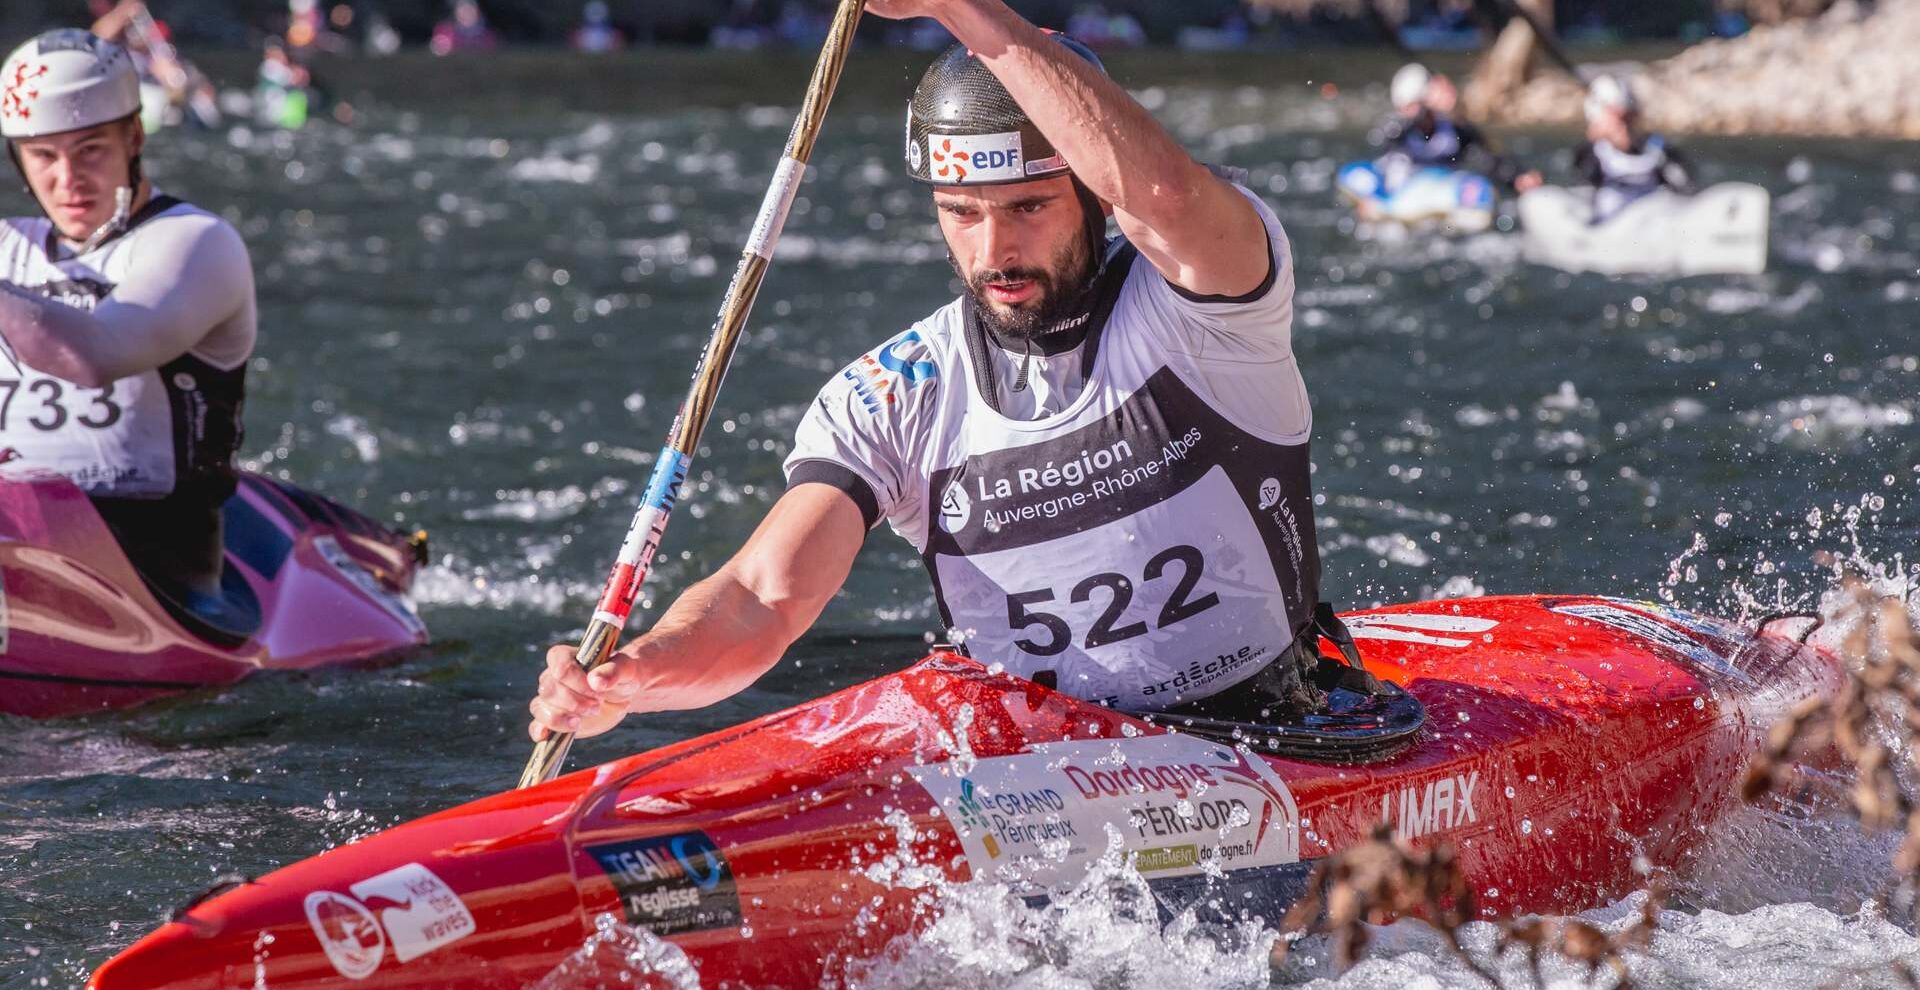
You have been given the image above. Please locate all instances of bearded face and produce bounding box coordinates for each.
[933,176,1101,342]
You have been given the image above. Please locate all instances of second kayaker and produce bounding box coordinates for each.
[1371,62,1541,194]
[0,30,254,622]
[1573,74,1695,224]
[532,0,1353,741]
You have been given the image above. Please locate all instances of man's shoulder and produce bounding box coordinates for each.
[857,299,964,373]
[138,198,239,238]
[126,199,251,268]
[812,302,963,426]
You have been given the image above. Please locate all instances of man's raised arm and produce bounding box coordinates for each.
[869,0,1270,298]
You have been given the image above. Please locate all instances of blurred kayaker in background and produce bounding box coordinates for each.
[1372,62,1541,194]
[571,1,627,53]
[1574,74,1695,224]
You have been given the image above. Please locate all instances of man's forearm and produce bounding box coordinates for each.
[932,0,1206,225]
[619,566,804,713]
[0,287,111,386]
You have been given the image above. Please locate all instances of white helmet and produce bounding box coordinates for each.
[1,30,142,140]
[1390,63,1431,110]
[1583,74,1638,122]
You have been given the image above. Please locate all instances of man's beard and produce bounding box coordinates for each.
[958,234,1098,343]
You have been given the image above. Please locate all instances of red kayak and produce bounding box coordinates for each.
[89,595,1835,988]
[0,470,428,718]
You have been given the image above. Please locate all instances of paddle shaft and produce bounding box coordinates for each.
[128,6,188,91]
[128,6,222,127]
[1486,0,1585,81]
[517,0,863,789]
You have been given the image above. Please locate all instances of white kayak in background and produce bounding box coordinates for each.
[1518,183,1771,276]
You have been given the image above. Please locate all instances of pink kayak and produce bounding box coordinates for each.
[0,469,428,718]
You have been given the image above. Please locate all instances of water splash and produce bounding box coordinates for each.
[842,837,1277,990]
[530,913,703,990]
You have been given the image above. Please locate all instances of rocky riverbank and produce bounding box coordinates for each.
[1493,0,1920,139]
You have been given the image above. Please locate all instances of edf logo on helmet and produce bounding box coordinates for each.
[928,132,1026,184]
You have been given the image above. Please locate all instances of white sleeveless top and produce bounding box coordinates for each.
[787,186,1320,711]
[0,195,254,498]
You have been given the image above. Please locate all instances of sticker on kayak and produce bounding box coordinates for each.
[1549,599,1751,683]
[1379,769,1488,842]
[304,891,384,980]
[1344,612,1497,648]
[910,732,1300,895]
[587,830,742,936]
[304,862,476,980]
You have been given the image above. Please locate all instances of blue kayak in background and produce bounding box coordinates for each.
[1337,160,1495,234]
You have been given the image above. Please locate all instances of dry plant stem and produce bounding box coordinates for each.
[1744,579,1920,913]
[1274,824,1663,989]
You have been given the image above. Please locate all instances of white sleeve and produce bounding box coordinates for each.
[1136,184,1297,361]
[93,212,255,377]
[782,333,927,530]
[1126,185,1310,443]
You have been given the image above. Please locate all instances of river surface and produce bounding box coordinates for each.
[3,49,1918,988]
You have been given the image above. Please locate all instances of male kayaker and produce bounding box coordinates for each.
[532,0,1344,741]
[1572,74,1694,224]
[0,31,254,616]
[1371,62,1541,194]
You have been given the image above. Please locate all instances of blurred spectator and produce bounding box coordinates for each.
[88,0,221,130]
[88,0,182,83]
[286,0,323,52]
[287,0,354,56]
[256,38,312,129]
[571,1,626,53]
[431,0,499,56]
[361,6,404,55]
[1064,4,1145,49]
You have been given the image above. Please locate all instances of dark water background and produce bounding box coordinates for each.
[2,50,1917,986]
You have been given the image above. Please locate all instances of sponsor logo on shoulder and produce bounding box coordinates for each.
[911,732,1300,895]
[1344,612,1498,648]
[844,329,937,414]
[1256,478,1281,510]
[304,862,476,980]
[587,830,743,935]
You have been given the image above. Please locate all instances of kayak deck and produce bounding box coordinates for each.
[89,594,1838,989]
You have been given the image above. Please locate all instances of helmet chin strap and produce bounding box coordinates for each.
[76,185,134,255]
[77,149,143,253]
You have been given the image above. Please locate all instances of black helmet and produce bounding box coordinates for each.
[905,35,1105,186]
